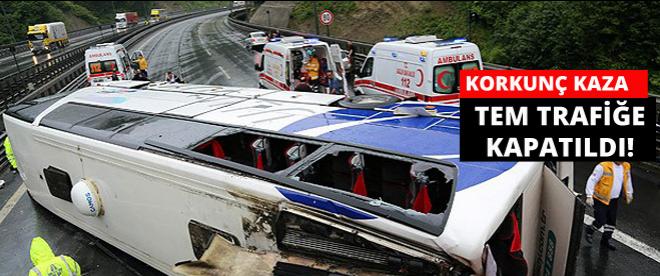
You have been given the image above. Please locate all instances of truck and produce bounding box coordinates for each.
[150,9,168,23]
[27,22,69,55]
[355,35,483,104]
[115,12,139,29]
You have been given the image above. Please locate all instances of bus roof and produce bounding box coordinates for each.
[7,81,532,268]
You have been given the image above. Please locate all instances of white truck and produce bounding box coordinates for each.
[355,35,483,104]
[27,22,69,55]
[84,43,135,85]
[115,12,139,30]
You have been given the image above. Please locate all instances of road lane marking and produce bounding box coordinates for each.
[584,214,660,264]
[217,65,231,80]
[206,65,232,84]
[0,184,27,225]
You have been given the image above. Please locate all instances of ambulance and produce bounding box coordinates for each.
[258,36,348,93]
[84,43,135,85]
[355,35,483,104]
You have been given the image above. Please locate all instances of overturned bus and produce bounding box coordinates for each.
[4,81,582,275]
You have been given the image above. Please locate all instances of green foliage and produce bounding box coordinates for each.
[336,1,659,94]
[53,1,100,24]
[292,1,357,21]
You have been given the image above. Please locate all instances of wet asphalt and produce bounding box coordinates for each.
[0,11,659,276]
[574,161,660,276]
[0,28,119,78]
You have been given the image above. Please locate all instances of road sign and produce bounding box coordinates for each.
[319,10,334,26]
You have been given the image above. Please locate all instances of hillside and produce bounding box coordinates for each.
[287,1,660,93]
[0,1,228,44]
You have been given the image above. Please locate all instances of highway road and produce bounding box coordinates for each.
[0,27,119,78]
[574,161,660,276]
[0,11,256,275]
[0,10,659,275]
[128,11,257,86]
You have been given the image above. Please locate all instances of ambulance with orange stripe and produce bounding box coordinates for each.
[85,43,135,85]
[355,35,482,104]
[258,36,348,92]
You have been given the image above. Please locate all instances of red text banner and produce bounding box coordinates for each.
[460,70,647,98]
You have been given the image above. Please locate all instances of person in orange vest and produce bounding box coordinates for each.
[303,51,320,85]
[584,161,634,250]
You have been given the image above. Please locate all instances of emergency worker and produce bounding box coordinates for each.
[3,137,17,172]
[136,54,149,78]
[585,161,634,250]
[303,49,320,85]
[28,237,81,276]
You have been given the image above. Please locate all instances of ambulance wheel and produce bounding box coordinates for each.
[338,94,400,109]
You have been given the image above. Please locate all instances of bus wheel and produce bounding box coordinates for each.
[337,94,400,109]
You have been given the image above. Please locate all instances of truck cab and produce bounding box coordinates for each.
[84,43,135,85]
[150,9,167,23]
[27,22,69,55]
[258,36,348,93]
[355,35,483,104]
[115,12,138,30]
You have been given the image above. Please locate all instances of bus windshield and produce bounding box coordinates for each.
[89,60,118,74]
[433,61,481,94]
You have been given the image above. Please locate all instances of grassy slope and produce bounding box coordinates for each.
[288,1,659,94]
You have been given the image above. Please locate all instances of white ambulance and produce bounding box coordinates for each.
[355,35,483,104]
[258,36,348,92]
[84,43,135,85]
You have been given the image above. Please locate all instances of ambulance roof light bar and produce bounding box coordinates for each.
[433,37,468,47]
[94,43,116,47]
[404,35,439,44]
[280,36,306,45]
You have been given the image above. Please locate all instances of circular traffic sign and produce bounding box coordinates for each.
[319,10,334,26]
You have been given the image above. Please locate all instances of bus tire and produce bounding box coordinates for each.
[337,94,400,109]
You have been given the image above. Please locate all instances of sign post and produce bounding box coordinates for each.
[319,9,334,36]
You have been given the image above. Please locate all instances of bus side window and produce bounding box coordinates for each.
[359,57,374,78]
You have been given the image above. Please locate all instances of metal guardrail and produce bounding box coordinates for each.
[0,8,230,172]
[0,24,120,59]
[0,8,228,113]
[226,9,525,72]
[228,8,660,157]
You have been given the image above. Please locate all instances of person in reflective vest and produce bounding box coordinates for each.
[3,137,17,171]
[585,161,634,250]
[28,237,81,276]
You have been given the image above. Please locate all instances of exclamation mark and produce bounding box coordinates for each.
[627,138,634,157]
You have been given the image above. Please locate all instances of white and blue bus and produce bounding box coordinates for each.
[3,81,582,275]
